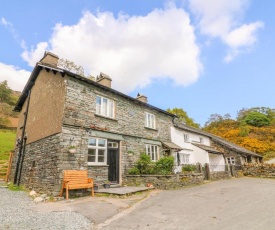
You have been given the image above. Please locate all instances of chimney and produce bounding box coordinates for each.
[96,72,112,88]
[39,51,59,66]
[136,93,148,103]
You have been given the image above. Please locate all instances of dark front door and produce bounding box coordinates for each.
[107,141,119,183]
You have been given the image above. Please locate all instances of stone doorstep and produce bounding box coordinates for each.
[94,186,151,196]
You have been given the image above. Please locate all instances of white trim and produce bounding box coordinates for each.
[145,112,156,129]
[96,95,115,118]
[88,138,107,165]
[145,144,159,162]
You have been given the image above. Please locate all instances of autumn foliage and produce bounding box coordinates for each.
[204,108,275,160]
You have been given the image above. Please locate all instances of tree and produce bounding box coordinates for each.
[244,111,271,127]
[0,80,15,104]
[167,108,200,128]
[58,58,95,80]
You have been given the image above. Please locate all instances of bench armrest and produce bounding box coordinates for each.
[88,178,93,183]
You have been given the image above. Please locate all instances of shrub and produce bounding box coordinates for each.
[136,154,155,174]
[128,167,140,175]
[155,156,174,175]
[128,154,175,175]
[182,164,196,172]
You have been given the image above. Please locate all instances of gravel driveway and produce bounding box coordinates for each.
[0,188,92,229]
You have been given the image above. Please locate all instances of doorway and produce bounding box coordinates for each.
[107,140,119,183]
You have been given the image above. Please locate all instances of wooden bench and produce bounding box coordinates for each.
[59,170,94,200]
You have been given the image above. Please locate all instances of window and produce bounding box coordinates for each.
[108,141,118,148]
[96,95,115,118]
[88,138,107,165]
[180,154,190,164]
[145,144,159,162]
[183,134,189,142]
[145,112,156,129]
[227,157,235,165]
[199,137,204,144]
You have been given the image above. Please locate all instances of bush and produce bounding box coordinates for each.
[155,156,174,175]
[128,167,140,175]
[182,164,196,172]
[128,154,175,175]
[136,154,155,174]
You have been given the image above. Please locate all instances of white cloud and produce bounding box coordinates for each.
[189,0,264,61]
[22,5,202,93]
[0,63,30,91]
[21,42,49,67]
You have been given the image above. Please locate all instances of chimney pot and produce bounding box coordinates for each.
[96,72,112,88]
[39,51,59,66]
[136,93,148,103]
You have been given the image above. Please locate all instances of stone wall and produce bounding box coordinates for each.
[242,164,275,178]
[125,173,204,190]
[10,133,62,196]
[209,171,231,181]
[63,77,173,141]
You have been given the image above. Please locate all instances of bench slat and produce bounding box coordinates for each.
[60,170,94,199]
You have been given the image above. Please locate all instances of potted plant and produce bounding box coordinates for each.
[68,146,77,154]
[93,183,99,191]
[103,181,111,189]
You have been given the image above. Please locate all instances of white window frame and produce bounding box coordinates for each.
[145,144,159,162]
[96,95,115,118]
[88,138,107,165]
[227,157,235,165]
[183,134,189,143]
[180,154,190,164]
[145,112,156,129]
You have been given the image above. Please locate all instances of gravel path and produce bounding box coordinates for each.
[0,188,93,230]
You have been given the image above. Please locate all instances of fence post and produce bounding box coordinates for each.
[196,163,202,173]
[205,163,211,180]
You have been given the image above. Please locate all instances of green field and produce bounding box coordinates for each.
[0,129,16,160]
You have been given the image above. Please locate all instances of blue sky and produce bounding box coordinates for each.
[0,0,274,126]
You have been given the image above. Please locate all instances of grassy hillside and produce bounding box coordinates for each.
[0,129,16,160]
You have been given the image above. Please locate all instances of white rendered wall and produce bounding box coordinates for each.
[170,127,211,165]
[208,153,225,171]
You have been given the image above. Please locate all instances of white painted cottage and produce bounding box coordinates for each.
[171,119,226,172]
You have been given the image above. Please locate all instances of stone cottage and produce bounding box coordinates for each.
[11,52,178,196]
[172,119,263,170]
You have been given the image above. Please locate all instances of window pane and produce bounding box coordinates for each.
[102,98,107,116]
[98,139,106,147]
[88,139,96,146]
[96,96,101,114]
[108,100,114,118]
[88,149,96,162]
[152,115,155,128]
[98,150,105,162]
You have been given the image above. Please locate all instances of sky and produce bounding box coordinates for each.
[0,0,274,126]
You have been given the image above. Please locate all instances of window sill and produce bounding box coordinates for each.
[87,164,109,167]
[95,114,118,121]
[144,127,158,131]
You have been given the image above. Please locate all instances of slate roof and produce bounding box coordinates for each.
[173,118,263,158]
[192,143,223,155]
[163,142,184,150]
[14,62,177,118]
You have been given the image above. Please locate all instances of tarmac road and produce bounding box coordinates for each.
[97,177,275,230]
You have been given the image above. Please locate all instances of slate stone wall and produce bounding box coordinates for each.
[242,164,275,178]
[10,133,62,196]
[209,171,231,181]
[63,77,173,141]
[125,173,204,190]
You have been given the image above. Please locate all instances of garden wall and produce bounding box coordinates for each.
[209,171,231,181]
[242,164,275,178]
[125,173,204,190]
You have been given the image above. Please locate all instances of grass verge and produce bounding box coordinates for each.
[0,129,16,160]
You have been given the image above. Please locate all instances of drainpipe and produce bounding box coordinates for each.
[17,134,27,186]
[14,90,31,185]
